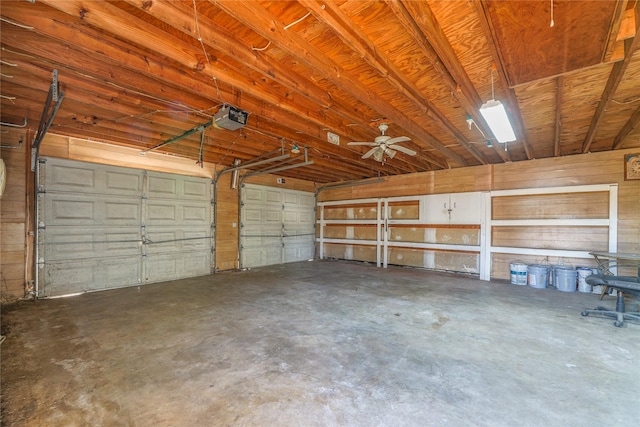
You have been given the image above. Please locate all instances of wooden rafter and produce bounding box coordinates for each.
[388,0,508,163]
[583,7,640,153]
[213,0,466,168]
[612,105,640,149]
[474,0,531,160]
[554,76,564,157]
[300,0,490,166]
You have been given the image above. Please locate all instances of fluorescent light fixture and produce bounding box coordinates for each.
[479,99,516,143]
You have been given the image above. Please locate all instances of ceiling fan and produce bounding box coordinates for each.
[348,123,416,162]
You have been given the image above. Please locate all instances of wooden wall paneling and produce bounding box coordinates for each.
[1,128,28,298]
[317,186,354,202]
[491,226,610,252]
[323,243,347,259]
[353,225,377,241]
[388,200,420,219]
[618,220,640,253]
[436,228,480,245]
[216,174,239,271]
[434,251,479,273]
[41,135,217,177]
[491,150,631,190]
[244,174,315,192]
[433,165,491,193]
[352,245,377,263]
[323,226,347,239]
[492,192,609,220]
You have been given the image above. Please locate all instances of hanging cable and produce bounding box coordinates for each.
[252,41,272,51]
[0,17,34,30]
[197,128,205,168]
[283,11,312,30]
[192,0,222,99]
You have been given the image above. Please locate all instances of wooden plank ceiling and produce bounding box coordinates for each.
[1,0,639,183]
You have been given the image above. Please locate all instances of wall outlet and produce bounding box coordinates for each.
[277,177,286,184]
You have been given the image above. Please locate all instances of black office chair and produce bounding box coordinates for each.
[582,273,640,327]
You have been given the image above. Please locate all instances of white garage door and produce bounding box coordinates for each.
[240,184,315,268]
[36,158,213,297]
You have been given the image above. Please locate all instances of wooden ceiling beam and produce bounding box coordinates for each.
[300,0,490,166]
[603,0,630,62]
[119,0,386,144]
[612,105,640,149]
[583,4,640,153]
[0,22,402,176]
[17,1,429,175]
[32,1,367,143]
[553,76,564,157]
[474,0,531,160]
[387,0,506,163]
[212,0,465,168]
[119,0,434,173]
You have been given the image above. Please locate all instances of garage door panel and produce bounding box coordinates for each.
[41,227,140,261]
[44,159,143,196]
[145,228,211,253]
[243,187,264,203]
[241,184,314,268]
[41,256,141,297]
[265,189,282,204]
[144,251,210,283]
[44,194,141,226]
[147,173,211,200]
[146,202,211,225]
[38,158,213,297]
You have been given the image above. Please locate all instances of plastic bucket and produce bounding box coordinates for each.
[510,262,528,285]
[577,267,594,293]
[548,264,561,287]
[527,264,550,289]
[555,267,577,292]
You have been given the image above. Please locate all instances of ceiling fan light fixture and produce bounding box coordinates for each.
[291,145,300,154]
[479,99,516,143]
[373,149,384,162]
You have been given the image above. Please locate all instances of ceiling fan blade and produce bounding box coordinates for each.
[392,145,417,156]
[385,136,410,146]
[348,142,376,146]
[362,147,379,159]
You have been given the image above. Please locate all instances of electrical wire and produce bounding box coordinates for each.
[0,17,34,30]
[252,41,272,51]
[192,0,222,99]
[283,12,312,30]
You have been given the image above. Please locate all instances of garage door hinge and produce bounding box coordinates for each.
[38,221,45,229]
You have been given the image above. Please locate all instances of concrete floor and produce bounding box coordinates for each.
[1,260,639,427]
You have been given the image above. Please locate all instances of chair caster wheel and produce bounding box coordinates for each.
[614,321,624,328]
[581,311,589,316]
